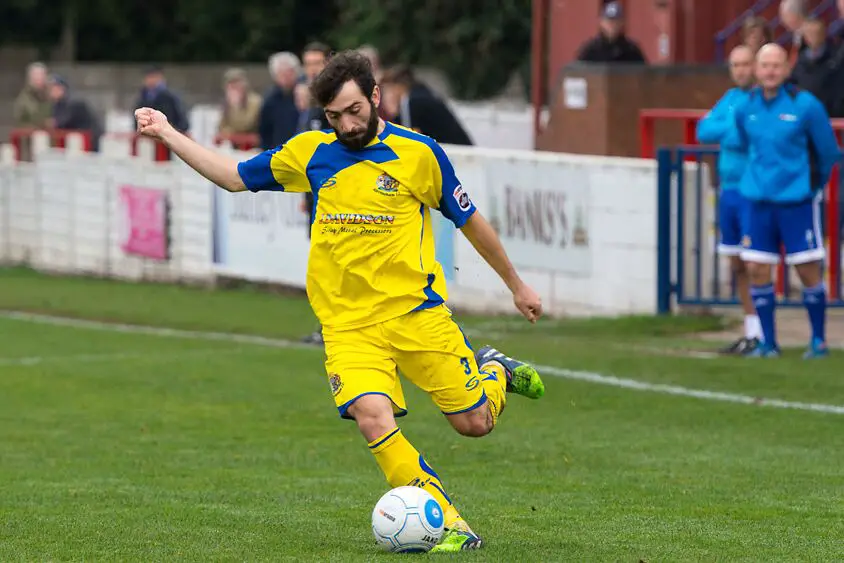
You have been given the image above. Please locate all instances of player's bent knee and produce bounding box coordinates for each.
[446,408,494,438]
[347,394,397,442]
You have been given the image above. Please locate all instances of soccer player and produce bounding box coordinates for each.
[135,51,546,552]
[696,45,762,355]
[733,43,841,358]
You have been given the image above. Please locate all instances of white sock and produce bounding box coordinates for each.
[744,315,762,340]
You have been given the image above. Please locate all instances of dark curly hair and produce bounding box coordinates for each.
[310,50,376,108]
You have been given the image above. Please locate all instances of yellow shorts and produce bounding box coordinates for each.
[322,305,487,419]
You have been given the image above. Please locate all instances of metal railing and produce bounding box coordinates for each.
[656,145,843,313]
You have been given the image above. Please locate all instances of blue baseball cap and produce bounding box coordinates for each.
[602,1,624,20]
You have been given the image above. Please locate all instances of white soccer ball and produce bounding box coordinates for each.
[372,486,445,553]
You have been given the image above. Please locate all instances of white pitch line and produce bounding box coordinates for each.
[538,366,844,415]
[0,348,248,367]
[0,310,305,350]
[2,310,844,416]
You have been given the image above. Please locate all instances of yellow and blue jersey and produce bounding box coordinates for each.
[236,122,477,331]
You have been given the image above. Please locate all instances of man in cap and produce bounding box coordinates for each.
[576,1,647,63]
[132,65,189,133]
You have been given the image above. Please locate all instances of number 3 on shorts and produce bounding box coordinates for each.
[461,357,480,390]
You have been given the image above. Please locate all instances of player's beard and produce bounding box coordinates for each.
[335,101,380,151]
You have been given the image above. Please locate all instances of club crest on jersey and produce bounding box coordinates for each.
[374,173,399,196]
[328,373,343,396]
[453,185,471,211]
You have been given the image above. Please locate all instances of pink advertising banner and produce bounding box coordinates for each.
[118,185,170,260]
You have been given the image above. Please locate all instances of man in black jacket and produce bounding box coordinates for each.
[779,0,809,65]
[791,17,844,117]
[48,75,102,151]
[259,51,302,151]
[132,66,189,133]
[297,42,332,134]
[379,65,473,146]
[576,1,646,64]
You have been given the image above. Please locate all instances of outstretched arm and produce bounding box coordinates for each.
[460,211,542,323]
[135,107,246,192]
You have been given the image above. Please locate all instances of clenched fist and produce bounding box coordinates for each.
[135,107,171,139]
[513,283,543,323]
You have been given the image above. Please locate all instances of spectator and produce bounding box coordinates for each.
[838,0,844,43]
[576,1,646,64]
[357,44,390,119]
[258,51,302,150]
[357,44,382,82]
[303,41,332,83]
[297,41,332,133]
[791,18,842,117]
[47,74,102,151]
[217,68,262,141]
[380,65,473,146]
[133,66,189,133]
[779,0,808,65]
[14,61,51,129]
[742,16,772,54]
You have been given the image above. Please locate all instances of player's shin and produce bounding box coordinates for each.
[368,428,463,528]
[794,262,828,357]
[732,257,761,340]
[748,262,777,349]
[478,363,507,424]
[802,282,827,343]
[750,282,777,348]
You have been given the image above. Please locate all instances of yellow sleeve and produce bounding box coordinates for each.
[413,141,477,228]
[236,133,313,193]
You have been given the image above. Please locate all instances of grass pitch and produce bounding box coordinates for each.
[0,268,842,562]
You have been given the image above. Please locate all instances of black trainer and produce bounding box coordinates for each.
[739,337,760,355]
[719,337,759,355]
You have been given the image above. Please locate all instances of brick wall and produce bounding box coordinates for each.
[537,64,732,157]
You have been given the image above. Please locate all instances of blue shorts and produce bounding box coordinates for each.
[740,194,826,265]
[718,190,749,256]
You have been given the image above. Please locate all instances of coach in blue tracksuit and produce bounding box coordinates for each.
[733,44,841,358]
[696,45,761,355]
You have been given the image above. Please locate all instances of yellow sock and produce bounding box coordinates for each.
[479,361,508,425]
[368,428,463,528]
